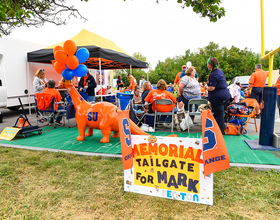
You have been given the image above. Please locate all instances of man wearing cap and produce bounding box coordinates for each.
[249,64,268,118]
[180,61,198,80]
[128,73,137,92]
[139,75,146,90]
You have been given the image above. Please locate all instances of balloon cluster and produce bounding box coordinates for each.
[53,40,90,80]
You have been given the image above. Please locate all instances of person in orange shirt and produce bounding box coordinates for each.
[174,65,186,87]
[144,79,177,113]
[127,73,137,92]
[249,64,268,118]
[274,67,280,122]
[42,79,64,125]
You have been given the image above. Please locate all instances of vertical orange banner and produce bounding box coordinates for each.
[201,109,230,178]
[117,110,133,170]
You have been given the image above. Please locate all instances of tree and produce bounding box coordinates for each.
[0,0,88,36]
[124,0,226,22]
[113,52,148,87]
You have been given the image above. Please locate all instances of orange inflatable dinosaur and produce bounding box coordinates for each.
[60,79,149,143]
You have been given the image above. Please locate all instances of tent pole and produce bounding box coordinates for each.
[130,65,132,75]
[27,62,31,115]
[99,58,103,102]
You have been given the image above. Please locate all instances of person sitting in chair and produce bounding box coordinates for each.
[42,79,64,125]
[144,79,177,127]
[132,86,142,110]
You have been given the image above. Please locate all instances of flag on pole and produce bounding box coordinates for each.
[201,109,230,177]
[117,110,133,170]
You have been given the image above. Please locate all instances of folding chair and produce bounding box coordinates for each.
[106,95,116,105]
[153,99,175,132]
[187,98,208,133]
[229,98,258,134]
[129,100,146,126]
[34,93,66,128]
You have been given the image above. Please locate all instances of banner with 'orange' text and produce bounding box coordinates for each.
[201,109,230,177]
[117,110,133,170]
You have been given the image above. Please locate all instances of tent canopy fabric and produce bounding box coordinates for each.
[27,29,147,70]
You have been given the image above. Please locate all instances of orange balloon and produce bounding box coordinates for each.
[66,55,79,70]
[54,50,67,64]
[53,45,64,54]
[54,61,66,74]
[63,40,77,55]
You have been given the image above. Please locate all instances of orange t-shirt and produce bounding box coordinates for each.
[249,69,268,88]
[129,77,136,92]
[274,76,280,95]
[174,72,181,86]
[43,88,62,110]
[145,89,176,112]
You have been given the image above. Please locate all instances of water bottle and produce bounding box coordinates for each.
[192,104,195,113]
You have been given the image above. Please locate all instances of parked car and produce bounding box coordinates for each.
[228,76,251,90]
[228,75,268,98]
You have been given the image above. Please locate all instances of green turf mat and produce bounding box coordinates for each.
[1,127,280,166]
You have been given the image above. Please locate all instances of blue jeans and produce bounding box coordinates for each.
[277,95,280,115]
[88,96,95,103]
[211,100,228,134]
[50,104,64,123]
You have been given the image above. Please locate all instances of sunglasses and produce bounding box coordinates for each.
[40,69,45,72]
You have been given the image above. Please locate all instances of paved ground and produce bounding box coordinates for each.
[0,104,280,172]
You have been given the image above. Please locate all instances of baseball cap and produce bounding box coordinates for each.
[141,75,145,78]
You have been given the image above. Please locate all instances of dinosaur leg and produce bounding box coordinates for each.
[99,127,112,143]
[76,119,87,141]
[111,131,119,138]
[86,127,93,136]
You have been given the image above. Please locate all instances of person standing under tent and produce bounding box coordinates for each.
[33,68,48,94]
[205,57,230,134]
[117,75,124,90]
[78,70,97,103]
[127,73,137,93]
[139,75,146,90]
[248,64,268,118]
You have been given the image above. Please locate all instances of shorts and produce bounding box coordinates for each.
[251,87,263,103]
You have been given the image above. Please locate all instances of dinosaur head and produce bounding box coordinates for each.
[58,78,73,89]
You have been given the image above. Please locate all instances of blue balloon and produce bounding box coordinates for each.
[62,68,74,80]
[76,48,89,63]
[73,64,88,77]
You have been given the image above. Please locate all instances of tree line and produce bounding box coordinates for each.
[114,42,280,87]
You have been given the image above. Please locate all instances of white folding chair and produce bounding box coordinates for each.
[187,98,208,133]
[154,99,175,132]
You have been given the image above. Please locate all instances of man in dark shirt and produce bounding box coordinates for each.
[78,71,97,102]
[117,75,124,90]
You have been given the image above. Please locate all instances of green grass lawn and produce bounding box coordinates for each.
[0,146,279,219]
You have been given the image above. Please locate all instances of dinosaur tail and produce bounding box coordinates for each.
[129,119,149,136]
